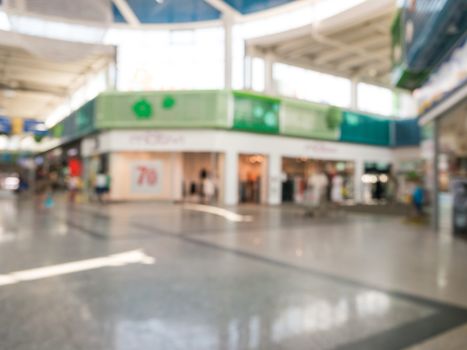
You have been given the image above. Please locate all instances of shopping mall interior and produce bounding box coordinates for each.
[0,0,466,349]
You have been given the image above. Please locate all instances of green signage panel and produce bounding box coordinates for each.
[340,112,391,146]
[95,90,230,129]
[281,99,342,140]
[232,91,280,134]
[50,99,96,141]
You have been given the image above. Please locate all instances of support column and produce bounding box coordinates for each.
[224,14,233,90]
[354,159,364,203]
[224,150,238,205]
[350,78,358,110]
[432,118,440,232]
[243,55,252,90]
[171,153,183,201]
[264,53,274,94]
[268,153,282,205]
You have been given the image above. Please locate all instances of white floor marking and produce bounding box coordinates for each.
[183,204,253,223]
[0,250,155,287]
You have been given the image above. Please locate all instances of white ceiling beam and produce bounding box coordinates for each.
[315,0,395,36]
[274,36,312,53]
[203,0,241,17]
[112,0,140,26]
[338,49,390,70]
[1,65,77,81]
[313,34,389,64]
[287,44,325,60]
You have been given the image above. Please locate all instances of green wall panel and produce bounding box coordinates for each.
[232,91,280,134]
[75,100,95,137]
[281,99,342,140]
[95,90,229,129]
[340,112,391,146]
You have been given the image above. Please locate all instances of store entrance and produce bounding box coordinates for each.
[238,154,268,204]
[438,101,467,234]
[281,157,355,204]
[361,162,393,204]
[182,152,222,204]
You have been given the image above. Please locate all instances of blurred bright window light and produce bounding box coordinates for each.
[113,27,224,91]
[45,103,71,128]
[0,11,11,31]
[0,135,8,149]
[3,176,19,191]
[251,58,265,92]
[274,63,351,107]
[47,70,107,127]
[357,83,393,117]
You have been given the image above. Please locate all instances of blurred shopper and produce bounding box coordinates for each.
[307,167,329,211]
[386,174,398,203]
[412,180,425,217]
[374,179,385,202]
[35,169,52,210]
[68,176,80,204]
[189,181,197,202]
[94,171,108,203]
[15,175,29,194]
[331,172,344,204]
[199,168,207,203]
[203,173,216,204]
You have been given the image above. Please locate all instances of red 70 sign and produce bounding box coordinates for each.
[137,166,158,186]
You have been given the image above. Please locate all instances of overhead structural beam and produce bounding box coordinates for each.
[112,0,140,26]
[338,48,390,70]
[0,83,67,97]
[203,0,241,17]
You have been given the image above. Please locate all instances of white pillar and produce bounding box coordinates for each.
[350,78,358,110]
[354,159,364,203]
[264,53,274,94]
[171,153,183,201]
[243,55,252,90]
[268,153,282,205]
[224,150,238,205]
[224,14,233,90]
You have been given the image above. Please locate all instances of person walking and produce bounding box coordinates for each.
[203,173,216,204]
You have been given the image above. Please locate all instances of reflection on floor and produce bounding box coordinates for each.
[0,196,467,349]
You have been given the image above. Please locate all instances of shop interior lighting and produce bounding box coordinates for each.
[361,174,378,184]
[379,174,389,183]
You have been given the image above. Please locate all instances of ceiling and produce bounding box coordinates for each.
[246,0,396,86]
[112,0,297,23]
[1,0,297,25]
[0,30,115,121]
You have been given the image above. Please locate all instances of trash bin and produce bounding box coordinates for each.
[452,179,467,234]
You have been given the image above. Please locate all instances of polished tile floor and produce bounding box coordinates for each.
[1,195,467,349]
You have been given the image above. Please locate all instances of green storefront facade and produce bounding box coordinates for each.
[49,89,419,148]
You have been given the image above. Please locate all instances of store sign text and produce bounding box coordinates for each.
[305,142,338,154]
[129,132,185,147]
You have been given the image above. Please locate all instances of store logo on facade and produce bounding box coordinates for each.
[162,95,176,110]
[305,142,338,154]
[133,99,153,119]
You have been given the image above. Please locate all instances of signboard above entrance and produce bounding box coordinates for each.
[232,91,280,134]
